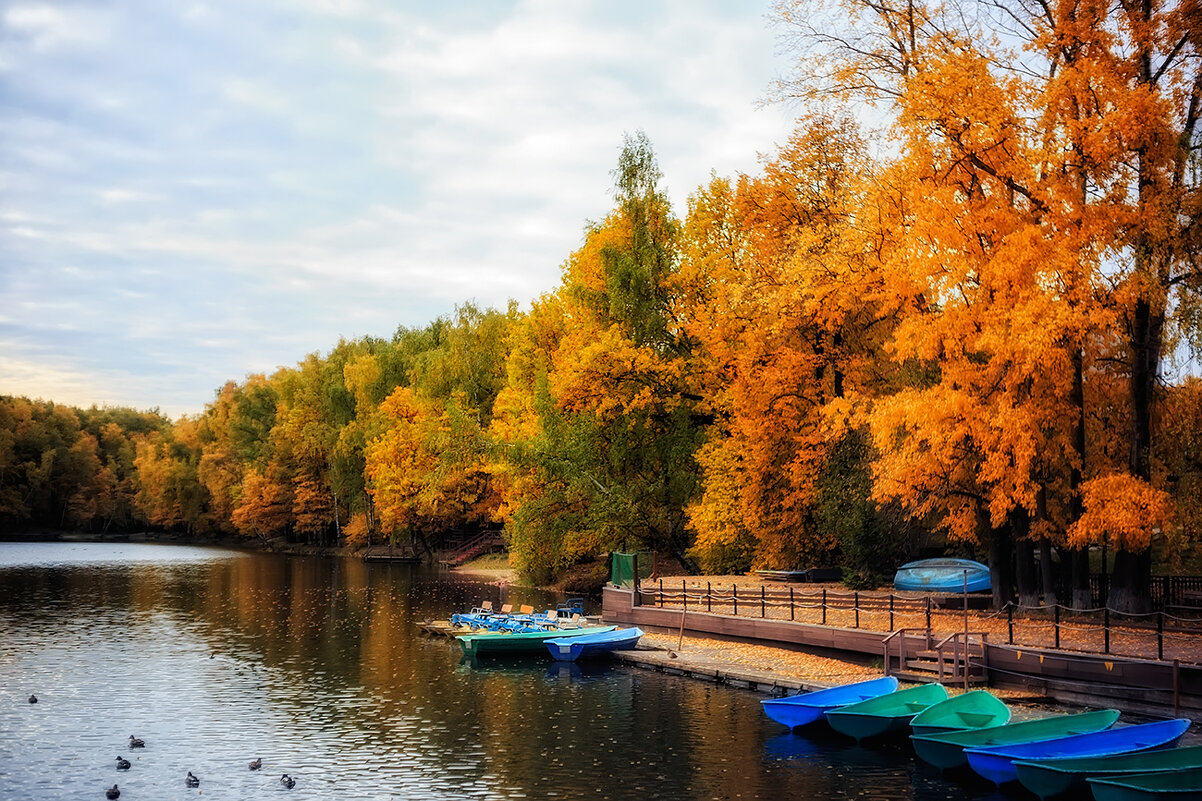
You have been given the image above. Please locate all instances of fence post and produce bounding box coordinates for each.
[1104,607,1110,654]
[1054,604,1061,650]
[926,596,931,631]
[822,589,828,625]
[733,584,738,617]
[890,594,895,631]
[790,587,795,621]
[854,591,860,628]
[761,585,766,618]
[1158,611,1164,661]
[659,579,664,608]
[683,580,687,612]
[1007,603,1013,645]
[707,582,712,613]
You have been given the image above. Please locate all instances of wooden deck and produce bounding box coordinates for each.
[602,587,1202,717]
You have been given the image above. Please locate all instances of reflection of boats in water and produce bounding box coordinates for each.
[544,660,620,682]
[763,732,1013,801]
[763,732,897,768]
[455,653,617,682]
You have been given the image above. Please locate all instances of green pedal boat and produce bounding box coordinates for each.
[1088,766,1202,801]
[911,708,1121,770]
[825,683,948,742]
[457,625,616,657]
[909,690,1012,736]
[1014,744,1202,800]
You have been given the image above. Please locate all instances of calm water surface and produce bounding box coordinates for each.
[0,543,1021,800]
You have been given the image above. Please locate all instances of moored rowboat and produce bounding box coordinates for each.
[1088,766,1202,801]
[761,676,899,731]
[893,558,991,593]
[910,709,1121,770]
[825,683,949,742]
[458,626,616,657]
[545,627,643,661]
[909,690,1011,736]
[1013,744,1202,800]
[964,718,1192,786]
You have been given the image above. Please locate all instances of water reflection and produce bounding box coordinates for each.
[2,543,1021,800]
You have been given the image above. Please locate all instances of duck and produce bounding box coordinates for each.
[115,756,131,770]
[185,771,200,787]
[280,773,296,789]
[106,785,120,800]
[128,735,144,748]
[248,758,262,771]
[28,694,37,704]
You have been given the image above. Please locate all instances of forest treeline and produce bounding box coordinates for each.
[4,0,1202,611]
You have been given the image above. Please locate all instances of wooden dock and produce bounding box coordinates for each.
[602,587,1202,717]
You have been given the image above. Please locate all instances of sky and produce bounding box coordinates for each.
[0,0,800,418]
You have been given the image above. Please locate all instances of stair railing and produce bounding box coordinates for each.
[881,627,933,677]
[933,631,989,689]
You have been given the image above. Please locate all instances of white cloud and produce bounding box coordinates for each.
[0,0,796,415]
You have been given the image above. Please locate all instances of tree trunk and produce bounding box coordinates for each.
[1015,515,1039,609]
[985,507,1013,609]
[1038,537,1057,608]
[1109,548,1153,614]
[1068,547,1092,610]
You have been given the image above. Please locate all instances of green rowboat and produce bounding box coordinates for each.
[909,690,1012,736]
[825,683,949,742]
[1014,745,1202,800]
[910,708,1121,770]
[1088,766,1202,801]
[457,625,616,657]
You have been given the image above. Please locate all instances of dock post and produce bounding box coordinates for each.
[733,584,738,616]
[1158,611,1164,661]
[822,589,827,625]
[761,585,766,618]
[707,582,712,613]
[1054,604,1061,650]
[854,591,859,628]
[790,587,794,621]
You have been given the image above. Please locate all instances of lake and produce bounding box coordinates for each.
[0,542,1025,800]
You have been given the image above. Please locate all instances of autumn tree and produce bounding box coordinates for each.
[492,133,703,580]
[678,113,904,579]
[772,0,1201,610]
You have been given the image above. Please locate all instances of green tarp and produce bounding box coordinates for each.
[610,551,653,587]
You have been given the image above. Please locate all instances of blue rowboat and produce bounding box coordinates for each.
[761,676,899,730]
[964,718,1192,786]
[909,690,1012,736]
[1088,766,1202,801]
[545,627,643,661]
[825,683,949,741]
[1014,744,1202,800]
[911,709,1121,770]
[894,558,991,593]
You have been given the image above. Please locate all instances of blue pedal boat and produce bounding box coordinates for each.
[761,676,899,730]
[545,627,643,661]
[911,709,1122,770]
[964,717,1192,786]
[894,558,991,593]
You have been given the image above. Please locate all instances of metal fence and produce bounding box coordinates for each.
[635,579,1202,665]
